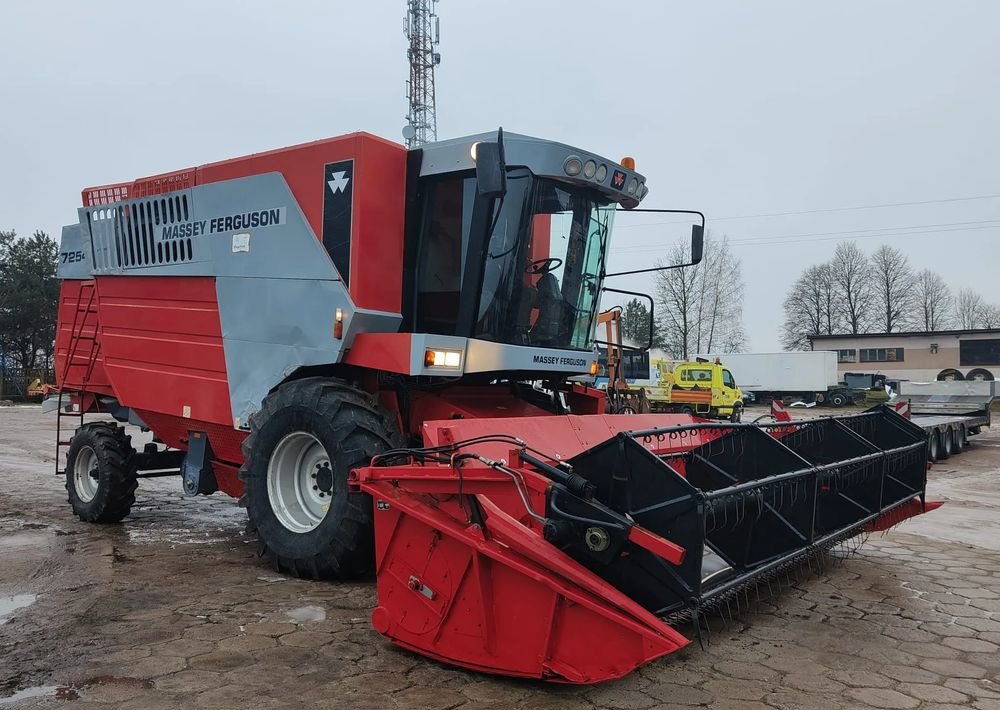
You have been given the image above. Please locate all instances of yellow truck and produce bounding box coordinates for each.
[646,357,744,421]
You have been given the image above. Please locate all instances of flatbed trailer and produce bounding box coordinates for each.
[896,381,997,462]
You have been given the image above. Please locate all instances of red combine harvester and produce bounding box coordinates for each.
[53,130,936,682]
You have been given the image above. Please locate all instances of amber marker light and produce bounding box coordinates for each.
[334,308,344,339]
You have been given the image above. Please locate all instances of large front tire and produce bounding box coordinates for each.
[65,423,138,523]
[239,378,402,579]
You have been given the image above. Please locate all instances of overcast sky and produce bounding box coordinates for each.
[2,1,998,350]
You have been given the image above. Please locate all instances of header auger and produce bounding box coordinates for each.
[52,128,937,683]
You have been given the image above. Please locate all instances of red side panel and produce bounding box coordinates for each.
[196,132,407,314]
[54,280,113,395]
[95,275,231,427]
[349,137,407,313]
[344,332,412,374]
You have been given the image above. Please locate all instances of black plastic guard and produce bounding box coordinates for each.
[551,406,928,616]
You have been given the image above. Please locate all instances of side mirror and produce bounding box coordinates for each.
[691,224,704,265]
[475,129,507,198]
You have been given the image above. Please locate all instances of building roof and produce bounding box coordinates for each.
[808,328,1000,341]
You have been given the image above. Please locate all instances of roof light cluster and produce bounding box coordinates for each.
[562,154,645,200]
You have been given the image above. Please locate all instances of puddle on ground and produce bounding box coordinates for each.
[126,527,229,546]
[286,605,326,623]
[0,685,73,705]
[0,594,36,624]
[0,676,151,705]
[0,532,50,550]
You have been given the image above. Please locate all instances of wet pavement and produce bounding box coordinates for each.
[2,404,1000,709]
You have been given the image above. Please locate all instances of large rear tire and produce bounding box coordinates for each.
[239,377,403,579]
[65,423,138,523]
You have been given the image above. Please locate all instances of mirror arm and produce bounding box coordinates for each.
[604,208,706,277]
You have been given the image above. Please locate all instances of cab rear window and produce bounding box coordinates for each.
[680,369,712,383]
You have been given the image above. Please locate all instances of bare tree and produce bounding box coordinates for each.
[654,241,700,358]
[780,262,838,350]
[869,244,913,332]
[830,241,874,334]
[912,269,953,331]
[654,234,747,358]
[694,234,746,353]
[981,303,1000,329]
[954,289,987,329]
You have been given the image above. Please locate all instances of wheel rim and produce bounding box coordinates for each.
[267,432,333,533]
[73,445,100,503]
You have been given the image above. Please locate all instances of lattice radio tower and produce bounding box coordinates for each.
[403,0,441,148]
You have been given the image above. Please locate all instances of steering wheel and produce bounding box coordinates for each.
[526,257,563,275]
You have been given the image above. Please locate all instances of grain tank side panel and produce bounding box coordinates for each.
[94,275,231,427]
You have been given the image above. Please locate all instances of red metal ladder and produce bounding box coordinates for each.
[54,282,101,476]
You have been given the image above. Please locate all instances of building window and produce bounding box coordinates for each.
[860,347,904,363]
[960,339,1000,366]
[836,349,857,363]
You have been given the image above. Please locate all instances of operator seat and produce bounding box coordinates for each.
[531,273,563,342]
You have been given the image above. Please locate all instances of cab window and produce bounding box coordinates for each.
[722,369,735,388]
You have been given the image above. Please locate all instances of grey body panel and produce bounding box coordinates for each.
[80,173,339,280]
[57,224,91,279]
[216,275,399,427]
[419,131,648,207]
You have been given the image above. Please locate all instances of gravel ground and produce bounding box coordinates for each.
[1,404,1000,709]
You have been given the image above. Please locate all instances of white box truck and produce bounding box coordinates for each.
[698,351,857,406]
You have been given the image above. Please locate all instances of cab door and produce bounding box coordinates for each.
[719,368,740,411]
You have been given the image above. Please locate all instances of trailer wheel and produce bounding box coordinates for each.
[240,377,403,579]
[959,424,969,446]
[829,392,848,408]
[928,430,940,462]
[65,423,138,523]
[940,427,953,459]
[951,426,964,453]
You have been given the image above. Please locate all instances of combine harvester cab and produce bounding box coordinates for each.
[354,406,934,682]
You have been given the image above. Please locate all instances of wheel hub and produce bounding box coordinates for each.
[315,462,333,494]
[267,432,334,533]
[72,446,100,503]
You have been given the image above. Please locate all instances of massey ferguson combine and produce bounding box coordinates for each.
[53,129,936,683]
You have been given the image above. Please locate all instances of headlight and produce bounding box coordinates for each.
[563,156,583,176]
[583,160,597,179]
[424,349,463,369]
[627,178,638,195]
[595,164,608,182]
